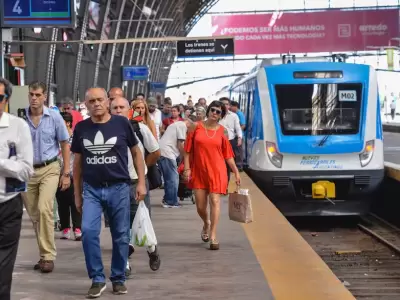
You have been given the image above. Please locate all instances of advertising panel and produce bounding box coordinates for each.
[211,9,399,55]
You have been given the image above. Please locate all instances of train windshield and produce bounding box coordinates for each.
[274,83,362,136]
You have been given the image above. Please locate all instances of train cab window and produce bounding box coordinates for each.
[274,83,362,136]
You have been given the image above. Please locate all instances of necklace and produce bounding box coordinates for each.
[204,121,218,139]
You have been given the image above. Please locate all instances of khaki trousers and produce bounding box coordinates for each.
[23,161,60,261]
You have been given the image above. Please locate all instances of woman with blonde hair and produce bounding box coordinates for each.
[131,99,157,139]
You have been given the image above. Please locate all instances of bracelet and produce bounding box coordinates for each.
[183,169,191,173]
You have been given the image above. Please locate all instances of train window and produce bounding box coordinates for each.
[274,83,362,136]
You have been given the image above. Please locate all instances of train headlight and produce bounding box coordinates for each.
[359,140,375,167]
[266,142,283,168]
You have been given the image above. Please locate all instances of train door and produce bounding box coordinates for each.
[246,88,255,161]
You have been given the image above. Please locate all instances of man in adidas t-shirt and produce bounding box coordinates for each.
[71,88,146,298]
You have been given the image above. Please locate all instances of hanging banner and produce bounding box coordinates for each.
[211,9,399,55]
[387,48,394,70]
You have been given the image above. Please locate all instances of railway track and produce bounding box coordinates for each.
[291,215,400,300]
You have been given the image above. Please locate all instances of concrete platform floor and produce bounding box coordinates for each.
[11,189,274,300]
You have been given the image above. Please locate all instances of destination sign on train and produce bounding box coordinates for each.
[1,0,75,27]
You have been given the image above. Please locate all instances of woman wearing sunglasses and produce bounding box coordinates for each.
[183,100,241,250]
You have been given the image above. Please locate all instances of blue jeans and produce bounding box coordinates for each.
[82,182,130,284]
[158,156,179,206]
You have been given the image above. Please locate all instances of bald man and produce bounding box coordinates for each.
[108,87,124,101]
[110,96,161,275]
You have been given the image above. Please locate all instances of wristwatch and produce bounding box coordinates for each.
[62,172,70,177]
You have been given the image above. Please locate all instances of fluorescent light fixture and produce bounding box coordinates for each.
[151,47,158,51]
[159,18,174,22]
[33,28,42,34]
[163,66,169,69]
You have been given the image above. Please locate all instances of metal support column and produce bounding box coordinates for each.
[147,4,179,82]
[120,2,137,67]
[131,0,157,97]
[106,0,127,91]
[138,0,165,91]
[93,0,112,87]
[153,22,180,83]
[46,28,59,105]
[72,0,90,102]
[152,1,183,83]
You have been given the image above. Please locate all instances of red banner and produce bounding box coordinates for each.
[211,9,399,55]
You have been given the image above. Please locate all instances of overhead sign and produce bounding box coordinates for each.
[149,82,166,90]
[122,66,149,81]
[211,9,399,55]
[176,38,234,58]
[0,0,76,28]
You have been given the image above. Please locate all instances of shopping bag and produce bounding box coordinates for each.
[228,189,254,223]
[132,201,158,247]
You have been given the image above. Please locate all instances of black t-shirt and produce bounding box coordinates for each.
[71,115,138,186]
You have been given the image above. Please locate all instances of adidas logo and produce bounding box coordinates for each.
[83,131,118,165]
[83,131,117,155]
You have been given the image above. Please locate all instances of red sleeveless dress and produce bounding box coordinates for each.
[184,122,234,194]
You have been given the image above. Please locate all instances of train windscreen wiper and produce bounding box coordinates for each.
[318,117,337,147]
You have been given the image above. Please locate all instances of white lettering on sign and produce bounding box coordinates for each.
[339,90,357,102]
[13,0,22,15]
[183,41,219,55]
[222,24,326,41]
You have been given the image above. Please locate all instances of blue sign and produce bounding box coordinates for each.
[122,66,149,81]
[149,82,166,90]
[0,0,75,27]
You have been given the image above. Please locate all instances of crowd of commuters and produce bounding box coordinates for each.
[0,77,246,299]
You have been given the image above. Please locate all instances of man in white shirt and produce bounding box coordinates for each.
[0,78,34,300]
[147,97,162,139]
[158,120,191,208]
[219,97,243,180]
[110,96,161,276]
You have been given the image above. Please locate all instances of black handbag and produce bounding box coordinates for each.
[147,164,162,190]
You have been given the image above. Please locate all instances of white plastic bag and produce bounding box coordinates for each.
[132,201,158,247]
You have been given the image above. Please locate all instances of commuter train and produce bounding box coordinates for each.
[224,57,384,216]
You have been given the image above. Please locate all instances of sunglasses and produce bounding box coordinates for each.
[0,95,6,102]
[210,107,222,115]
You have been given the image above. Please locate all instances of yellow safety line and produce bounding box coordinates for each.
[228,174,355,300]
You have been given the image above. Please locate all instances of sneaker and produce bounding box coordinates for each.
[61,228,71,240]
[148,246,161,271]
[87,282,106,298]
[112,282,128,295]
[74,228,82,241]
[128,244,135,258]
[171,204,182,208]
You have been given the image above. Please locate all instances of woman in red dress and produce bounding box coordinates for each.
[183,100,241,250]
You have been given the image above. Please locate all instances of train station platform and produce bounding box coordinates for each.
[12,174,354,300]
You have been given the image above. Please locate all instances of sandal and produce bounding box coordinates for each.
[209,239,220,250]
[201,222,210,243]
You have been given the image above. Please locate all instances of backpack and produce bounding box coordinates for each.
[130,119,147,155]
[129,119,162,190]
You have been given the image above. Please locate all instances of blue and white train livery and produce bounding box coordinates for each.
[228,58,384,216]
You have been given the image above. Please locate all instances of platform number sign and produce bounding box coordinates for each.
[339,90,357,102]
[0,0,75,28]
[13,0,22,15]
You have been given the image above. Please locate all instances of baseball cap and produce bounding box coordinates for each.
[147,97,157,106]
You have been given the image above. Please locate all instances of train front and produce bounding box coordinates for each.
[249,62,384,216]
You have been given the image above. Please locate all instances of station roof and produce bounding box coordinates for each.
[80,0,219,84]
